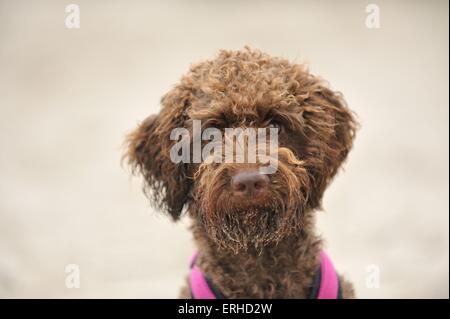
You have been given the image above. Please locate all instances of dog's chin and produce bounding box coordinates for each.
[203,204,297,255]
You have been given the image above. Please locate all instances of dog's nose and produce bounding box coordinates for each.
[231,170,269,198]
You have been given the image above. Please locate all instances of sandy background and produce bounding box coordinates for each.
[0,0,448,298]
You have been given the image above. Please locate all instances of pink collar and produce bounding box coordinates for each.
[189,250,341,299]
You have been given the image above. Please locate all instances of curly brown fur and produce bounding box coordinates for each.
[124,47,357,298]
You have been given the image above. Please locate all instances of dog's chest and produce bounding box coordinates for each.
[203,256,315,298]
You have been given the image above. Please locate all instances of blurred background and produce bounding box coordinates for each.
[0,0,448,298]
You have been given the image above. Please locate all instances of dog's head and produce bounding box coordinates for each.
[124,48,356,253]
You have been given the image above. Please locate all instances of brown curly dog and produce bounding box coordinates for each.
[124,47,357,298]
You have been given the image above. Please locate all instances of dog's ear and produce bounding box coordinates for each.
[124,86,192,221]
[300,85,357,209]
